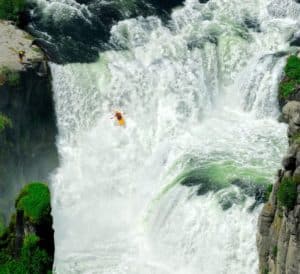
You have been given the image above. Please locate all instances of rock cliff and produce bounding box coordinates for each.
[257,55,300,274]
[0,19,58,222]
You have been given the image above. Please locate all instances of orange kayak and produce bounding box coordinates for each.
[117,117,126,126]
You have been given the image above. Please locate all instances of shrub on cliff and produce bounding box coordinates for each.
[279,55,300,99]
[285,55,300,79]
[277,177,297,210]
[0,234,51,274]
[0,67,20,87]
[0,113,12,132]
[0,0,25,21]
[15,182,51,224]
[0,183,54,273]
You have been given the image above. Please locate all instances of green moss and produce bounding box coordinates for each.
[277,177,297,210]
[279,55,300,99]
[0,234,51,274]
[279,79,299,98]
[291,133,300,144]
[0,113,12,133]
[31,46,42,54]
[0,220,5,238]
[23,234,39,249]
[264,184,273,202]
[0,0,26,21]
[0,67,20,87]
[272,245,278,258]
[7,71,20,86]
[285,55,300,79]
[16,183,50,224]
[0,183,53,273]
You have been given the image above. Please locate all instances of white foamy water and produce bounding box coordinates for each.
[49,0,300,273]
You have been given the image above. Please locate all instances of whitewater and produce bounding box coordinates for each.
[46,0,300,273]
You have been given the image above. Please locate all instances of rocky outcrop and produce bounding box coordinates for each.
[0,20,43,72]
[257,101,300,274]
[0,20,58,222]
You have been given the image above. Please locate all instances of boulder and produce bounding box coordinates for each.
[291,111,300,125]
[293,167,300,184]
[282,155,296,171]
[282,101,300,123]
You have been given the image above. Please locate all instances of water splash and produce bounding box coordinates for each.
[49,0,300,273]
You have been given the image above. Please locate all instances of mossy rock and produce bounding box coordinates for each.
[15,183,51,224]
[0,113,12,133]
[0,233,51,274]
[272,212,283,236]
[290,133,300,145]
[0,216,5,238]
[279,55,300,99]
[272,245,278,259]
[0,67,20,87]
[277,177,297,210]
[0,184,53,273]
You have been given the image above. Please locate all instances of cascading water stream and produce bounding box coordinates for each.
[46,0,300,273]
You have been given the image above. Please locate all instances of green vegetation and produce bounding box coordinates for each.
[0,67,20,86]
[291,132,300,144]
[0,183,53,273]
[264,184,273,202]
[0,217,5,238]
[0,0,26,21]
[277,177,297,210]
[272,245,278,258]
[0,234,51,274]
[16,183,51,224]
[0,114,12,132]
[285,55,300,79]
[279,55,300,99]
[7,71,20,86]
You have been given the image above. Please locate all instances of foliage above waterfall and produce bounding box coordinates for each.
[279,55,300,99]
[15,183,51,224]
[0,0,26,21]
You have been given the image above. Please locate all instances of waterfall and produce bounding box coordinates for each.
[46,0,300,273]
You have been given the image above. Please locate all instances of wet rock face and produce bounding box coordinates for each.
[0,65,58,221]
[257,100,300,274]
